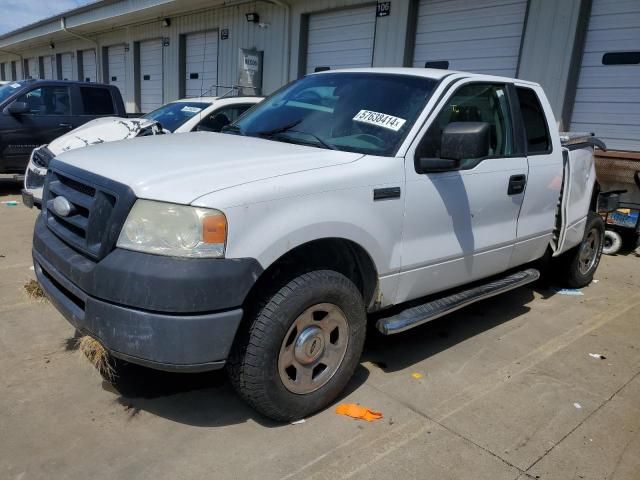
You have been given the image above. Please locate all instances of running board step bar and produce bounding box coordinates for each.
[376,268,540,335]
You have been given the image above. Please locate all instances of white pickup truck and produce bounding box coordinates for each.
[32,68,605,421]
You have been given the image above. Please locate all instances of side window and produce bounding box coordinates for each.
[418,83,514,161]
[516,87,551,154]
[17,86,71,115]
[197,105,253,132]
[80,87,115,115]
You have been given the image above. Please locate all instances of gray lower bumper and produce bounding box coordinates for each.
[34,249,244,372]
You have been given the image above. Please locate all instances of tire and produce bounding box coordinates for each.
[227,270,367,421]
[602,229,623,255]
[559,212,605,288]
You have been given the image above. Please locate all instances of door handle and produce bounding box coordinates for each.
[508,174,527,195]
[59,123,73,129]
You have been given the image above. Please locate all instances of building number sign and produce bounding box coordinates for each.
[376,2,391,17]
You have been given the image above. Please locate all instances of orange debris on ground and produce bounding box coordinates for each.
[335,404,383,422]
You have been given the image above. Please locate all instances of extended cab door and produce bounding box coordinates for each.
[0,84,74,170]
[508,85,563,267]
[395,80,528,304]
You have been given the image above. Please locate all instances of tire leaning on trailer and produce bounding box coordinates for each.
[603,229,623,255]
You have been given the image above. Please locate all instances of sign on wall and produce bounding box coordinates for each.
[376,2,391,17]
[238,48,263,95]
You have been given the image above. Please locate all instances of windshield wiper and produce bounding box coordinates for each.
[255,120,336,150]
[255,119,302,137]
[274,130,338,150]
[221,124,243,135]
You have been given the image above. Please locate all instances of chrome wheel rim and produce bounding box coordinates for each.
[578,228,601,275]
[278,303,349,394]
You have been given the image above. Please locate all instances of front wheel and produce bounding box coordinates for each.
[559,212,605,288]
[227,270,367,421]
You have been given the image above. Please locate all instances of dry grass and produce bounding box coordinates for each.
[24,279,46,300]
[77,336,115,381]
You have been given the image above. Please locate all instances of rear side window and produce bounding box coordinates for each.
[516,87,551,154]
[80,87,115,115]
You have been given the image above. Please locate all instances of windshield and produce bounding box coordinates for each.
[232,73,437,156]
[142,101,210,132]
[0,81,26,104]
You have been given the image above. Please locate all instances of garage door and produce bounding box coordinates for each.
[570,0,640,152]
[185,30,218,97]
[412,0,527,76]
[305,5,376,74]
[139,39,163,113]
[0,62,7,81]
[42,55,55,79]
[26,57,38,79]
[81,49,97,82]
[60,53,74,80]
[107,45,128,100]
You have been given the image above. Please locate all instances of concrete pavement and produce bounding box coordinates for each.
[1,177,638,480]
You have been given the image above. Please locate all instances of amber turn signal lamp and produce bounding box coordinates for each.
[202,213,227,244]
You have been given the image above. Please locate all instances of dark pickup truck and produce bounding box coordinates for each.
[0,79,126,173]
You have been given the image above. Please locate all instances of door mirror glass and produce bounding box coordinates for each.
[440,121,490,161]
[7,101,29,115]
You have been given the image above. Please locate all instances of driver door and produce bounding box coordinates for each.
[395,81,528,304]
[2,85,73,170]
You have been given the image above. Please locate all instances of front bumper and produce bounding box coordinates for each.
[33,214,263,372]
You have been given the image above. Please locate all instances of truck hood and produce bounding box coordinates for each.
[54,132,364,204]
[48,117,162,155]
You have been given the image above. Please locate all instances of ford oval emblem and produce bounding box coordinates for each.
[52,196,74,217]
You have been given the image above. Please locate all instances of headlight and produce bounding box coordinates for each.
[117,200,227,258]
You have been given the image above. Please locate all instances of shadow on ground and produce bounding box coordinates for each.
[96,362,370,428]
[69,283,549,427]
[362,286,538,373]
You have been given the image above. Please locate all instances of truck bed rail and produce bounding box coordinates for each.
[559,132,607,151]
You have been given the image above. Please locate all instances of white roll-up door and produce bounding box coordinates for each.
[81,49,97,82]
[139,39,164,113]
[42,55,55,79]
[412,0,527,76]
[185,30,218,97]
[27,57,38,79]
[107,45,128,100]
[60,53,74,80]
[570,0,640,152]
[305,5,376,74]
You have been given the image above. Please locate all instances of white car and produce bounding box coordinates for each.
[33,68,605,421]
[22,96,262,207]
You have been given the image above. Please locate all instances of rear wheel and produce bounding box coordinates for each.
[227,270,366,421]
[603,230,623,255]
[559,212,604,288]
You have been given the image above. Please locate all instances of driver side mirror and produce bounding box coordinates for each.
[417,121,490,173]
[7,101,30,115]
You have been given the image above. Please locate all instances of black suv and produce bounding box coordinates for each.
[0,80,126,173]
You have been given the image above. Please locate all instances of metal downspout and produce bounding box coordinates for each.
[61,17,101,81]
[269,0,291,84]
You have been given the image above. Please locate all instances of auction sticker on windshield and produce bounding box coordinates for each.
[181,106,202,113]
[353,110,406,131]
